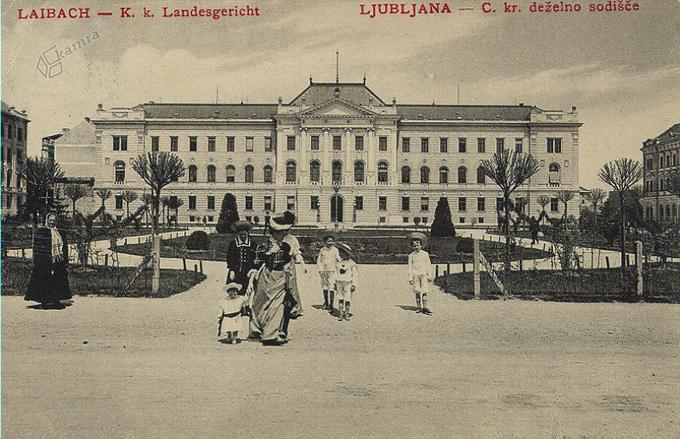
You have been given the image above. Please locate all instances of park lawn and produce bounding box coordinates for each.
[434,263,680,303]
[2,257,206,298]
[114,233,552,264]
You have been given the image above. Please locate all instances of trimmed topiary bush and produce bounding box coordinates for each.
[186,230,210,250]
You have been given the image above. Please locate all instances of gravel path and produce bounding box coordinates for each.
[3,258,679,438]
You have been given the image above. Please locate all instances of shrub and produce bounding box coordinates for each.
[186,230,210,250]
[431,197,456,237]
[216,193,239,233]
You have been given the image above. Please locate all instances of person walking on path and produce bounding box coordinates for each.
[225,220,257,296]
[407,232,433,315]
[247,211,303,346]
[217,282,247,344]
[25,212,72,310]
[316,232,341,312]
[334,243,358,321]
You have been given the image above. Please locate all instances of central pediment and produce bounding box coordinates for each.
[296,98,376,118]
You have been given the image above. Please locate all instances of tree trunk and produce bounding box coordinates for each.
[152,192,161,294]
[126,203,130,219]
[620,192,626,272]
[504,193,511,271]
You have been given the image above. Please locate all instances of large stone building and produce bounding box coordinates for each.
[641,123,680,223]
[2,101,29,217]
[63,80,581,226]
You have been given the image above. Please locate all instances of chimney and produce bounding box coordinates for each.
[392,97,397,109]
[61,128,70,134]
[518,102,524,107]
[148,100,155,104]
[97,103,103,111]
[571,106,577,112]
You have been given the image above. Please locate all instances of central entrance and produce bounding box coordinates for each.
[330,195,344,223]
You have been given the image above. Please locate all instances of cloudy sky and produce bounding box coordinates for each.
[3,0,680,188]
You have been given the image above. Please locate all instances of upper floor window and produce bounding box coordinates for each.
[332,161,343,184]
[355,136,364,151]
[113,136,128,151]
[402,197,410,211]
[420,166,430,184]
[401,166,411,184]
[115,195,124,210]
[477,137,486,153]
[550,197,559,212]
[458,138,467,153]
[515,138,523,153]
[114,161,126,182]
[227,137,235,152]
[458,166,467,184]
[17,127,23,142]
[263,165,273,183]
[170,136,178,152]
[151,136,159,152]
[496,138,505,154]
[245,137,254,152]
[286,161,297,183]
[477,166,486,184]
[310,161,321,183]
[354,161,365,183]
[421,138,429,153]
[310,136,320,151]
[188,196,197,210]
[333,135,342,151]
[208,137,216,152]
[379,196,387,210]
[207,165,216,182]
[264,137,273,152]
[458,197,467,212]
[440,138,448,153]
[549,162,561,185]
[188,165,198,182]
[402,137,410,153]
[189,137,197,151]
[207,196,216,210]
[547,138,562,153]
[379,136,388,151]
[439,166,449,184]
[244,165,254,183]
[226,165,235,183]
[378,161,389,183]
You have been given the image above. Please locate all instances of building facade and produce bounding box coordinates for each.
[641,123,680,223]
[1,101,29,217]
[75,80,581,226]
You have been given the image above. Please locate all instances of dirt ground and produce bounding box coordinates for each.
[3,261,679,438]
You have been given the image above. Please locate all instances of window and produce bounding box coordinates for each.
[496,197,504,212]
[245,137,254,152]
[208,216,214,222]
[421,138,429,153]
[244,165,254,183]
[287,196,295,211]
[113,136,128,151]
[477,137,486,153]
[401,166,411,184]
[114,161,126,183]
[310,196,319,210]
[549,163,560,185]
[477,197,485,211]
[379,196,387,211]
[379,136,388,151]
[515,138,523,153]
[151,136,159,152]
[333,135,342,151]
[402,197,410,211]
[379,217,386,223]
[332,161,343,184]
[170,136,178,152]
[226,165,235,183]
[550,197,559,212]
[264,196,272,211]
[420,166,430,184]
[17,127,24,141]
[378,162,389,183]
[402,137,410,153]
[354,161,365,183]
[189,196,197,210]
[355,136,364,151]
[645,158,653,170]
[458,166,467,184]
[547,138,562,153]
[208,137,216,152]
[496,138,505,154]
[458,138,467,153]
[355,196,363,210]
[287,136,296,151]
[115,195,123,210]
[189,137,197,151]
[421,197,429,211]
[286,161,296,183]
[459,217,466,224]
[207,165,216,182]
[440,138,448,153]
[478,217,485,224]
[207,196,215,210]
[263,166,273,183]
[311,136,320,151]
[439,166,449,184]
[403,217,410,223]
[189,216,195,222]
[227,137,235,152]
[188,165,198,182]
[245,196,253,210]
[310,161,321,183]
[477,166,486,184]
[265,137,273,152]
[458,197,467,212]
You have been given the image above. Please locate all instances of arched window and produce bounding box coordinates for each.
[477,166,486,184]
[378,161,389,183]
[226,165,235,183]
[420,166,430,184]
[286,161,297,183]
[354,161,365,183]
[549,162,560,185]
[188,165,198,182]
[401,166,411,184]
[207,165,216,182]
[263,165,273,183]
[439,166,449,184]
[114,160,126,183]
[332,160,342,184]
[457,166,467,184]
[666,205,671,220]
[244,165,254,183]
[309,161,320,183]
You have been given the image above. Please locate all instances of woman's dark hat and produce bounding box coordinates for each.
[335,242,354,258]
[407,231,428,247]
[231,220,254,233]
[270,211,295,231]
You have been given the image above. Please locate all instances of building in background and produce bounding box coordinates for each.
[41,132,63,162]
[81,78,581,227]
[641,123,680,223]
[2,101,29,217]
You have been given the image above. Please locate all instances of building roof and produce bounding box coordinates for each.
[142,103,277,119]
[644,123,680,147]
[54,119,96,145]
[289,82,386,106]
[397,104,533,121]
[1,100,29,121]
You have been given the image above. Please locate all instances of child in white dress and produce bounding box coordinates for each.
[218,282,245,344]
[334,243,359,321]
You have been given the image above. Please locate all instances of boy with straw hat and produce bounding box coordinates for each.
[316,231,341,312]
[407,232,433,315]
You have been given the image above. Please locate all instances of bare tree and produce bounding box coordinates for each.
[598,158,643,270]
[16,156,65,226]
[95,188,112,217]
[556,190,575,224]
[141,193,153,228]
[536,195,550,225]
[121,190,138,219]
[131,152,185,293]
[479,149,540,270]
[167,197,184,227]
[584,187,607,228]
[160,196,170,227]
[63,184,88,219]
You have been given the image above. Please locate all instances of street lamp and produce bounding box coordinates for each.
[332,180,341,231]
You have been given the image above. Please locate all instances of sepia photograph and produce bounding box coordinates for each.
[2,0,680,437]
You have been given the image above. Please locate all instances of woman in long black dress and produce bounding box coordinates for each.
[25,212,72,309]
[225,220,256,296]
